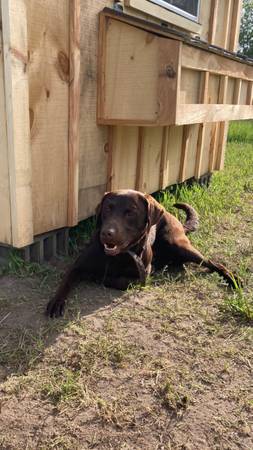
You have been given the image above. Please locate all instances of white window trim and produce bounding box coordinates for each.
[124,0,202,34]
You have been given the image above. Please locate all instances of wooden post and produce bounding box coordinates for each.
[1,0,33,247]
[68,0,80,226]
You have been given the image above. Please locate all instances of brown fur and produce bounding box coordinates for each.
[46,190,241,318]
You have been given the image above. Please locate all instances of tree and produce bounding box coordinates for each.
[239,0,253,57]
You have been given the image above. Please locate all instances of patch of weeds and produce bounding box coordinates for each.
[1,250,56,280]
[61,334,139,378]
[221,288,253,323]
[69,216,96,254]
[158,379,190,413]
[0,328,47,374]
[40,366,89,406]
[96,396,137,429]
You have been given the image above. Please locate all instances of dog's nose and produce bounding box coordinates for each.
[101,228,116,240]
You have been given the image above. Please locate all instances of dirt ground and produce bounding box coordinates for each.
[0,184,252,448]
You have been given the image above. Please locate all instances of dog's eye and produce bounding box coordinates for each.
[125,209,135,217]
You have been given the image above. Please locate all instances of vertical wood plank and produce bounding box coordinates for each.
[159,126,169,190]
[135,127,145,190]
[229,0,243,52]
[68,0,80,226]
[195,71,209,179]
[233,78,242,104]
[179,125,190,182]
[106,126,114,191]
[27,0,70,235]
[0,20,12,244]
[215,75,229,173]
[209,122,219,171]
[208,0,218,44]
[224,0,233,49]
[158,39,182,125]
[1,0,33,247]
[215,122,229,170]
[246,81,253,105]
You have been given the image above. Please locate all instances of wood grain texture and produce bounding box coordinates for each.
[1,0,33,247]
[78,0,110,221]
[179,125,190,182]
[229,0,243,52]
[125,0,202,33]
[208,0,218,44]
[68,0,80,226]
[182,45,253,81]
[159,127,169,190]
[0,19,12,244]
[176,104,253,125]
[138,127,163,192]
[26,0,70,235]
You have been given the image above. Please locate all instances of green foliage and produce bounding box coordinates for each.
[227,120,253,143]
[239,0,253,57]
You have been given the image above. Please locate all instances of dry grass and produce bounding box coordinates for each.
[0,122,252,449]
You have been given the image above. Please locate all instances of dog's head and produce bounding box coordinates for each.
[96,189,164,256]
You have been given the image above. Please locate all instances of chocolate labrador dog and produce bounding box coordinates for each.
[46,189,240,318]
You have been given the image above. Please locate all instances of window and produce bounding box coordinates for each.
[148,0,200,22]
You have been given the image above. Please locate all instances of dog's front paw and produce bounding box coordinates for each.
[46,297,65,318]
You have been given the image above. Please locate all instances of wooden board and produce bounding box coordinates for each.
[68,0,80,226]
[125,0,202,34]
[78,0,109,221]
[1,0,33,248]
[180,69,201,104]
[182,45,253,82]
[138,127,163,192]
[176,104,253,125]
[26,0,70,236]
[166,125,183,185]
[110,126,139,190]
[0,15,12,245]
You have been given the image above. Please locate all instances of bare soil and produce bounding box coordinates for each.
[0,198,252,450]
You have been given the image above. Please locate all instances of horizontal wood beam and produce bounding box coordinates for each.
[182,45,253,81]
[176,104,253,125]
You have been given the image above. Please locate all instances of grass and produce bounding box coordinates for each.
[0,121,252,449]
[227,120,253,143]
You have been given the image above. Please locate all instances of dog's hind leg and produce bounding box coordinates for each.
[163,240,241,288]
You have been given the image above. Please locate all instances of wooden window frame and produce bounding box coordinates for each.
[124,0,202,34]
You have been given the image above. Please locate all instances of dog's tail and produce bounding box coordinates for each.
[173,203,199,234]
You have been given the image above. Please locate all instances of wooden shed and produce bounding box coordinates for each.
[0,0,252,252]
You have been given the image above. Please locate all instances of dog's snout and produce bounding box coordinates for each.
[101,228,116,240]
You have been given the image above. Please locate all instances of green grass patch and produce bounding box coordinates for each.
[221,288,253,323]
[227,120,253,143]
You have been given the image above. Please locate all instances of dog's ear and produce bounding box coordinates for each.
[145,194,164,227]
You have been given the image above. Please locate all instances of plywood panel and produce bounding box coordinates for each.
[166,125,183,186]
[110,126,139,190]
[240,80,248,105]
[26,0,70,235]
[139,127,163,192]
[1,0,33,247]
[103,18,158,122]
[180,69,201,104]
[184,124,199,180]
[227,78,236,104]
[0,20,12,245]
[78,0,110,221]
